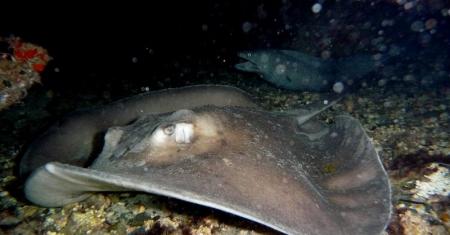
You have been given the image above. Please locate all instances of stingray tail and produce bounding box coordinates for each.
[295,97,341,126]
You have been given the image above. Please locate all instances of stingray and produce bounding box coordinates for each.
[21,85,391,235]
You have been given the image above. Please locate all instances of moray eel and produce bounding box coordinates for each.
[20,85,258,176]
[235,49,380,91]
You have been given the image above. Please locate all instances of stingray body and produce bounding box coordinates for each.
[22,86,391,235]
[235,49,378,91]
[20,85,257,176]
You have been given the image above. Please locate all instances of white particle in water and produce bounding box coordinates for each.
[333,82,345,93]
[378,79,387,86]
[321,50,331,59]
[381,19,395,27]
[404,2,414,10]
[260,53,269,63]
[383,101,393,108]
[425,18,437,30]
[377,44,387,51]
[242,21,253,33]
[373,53,383,61]
[403,74,415,81]
[201,24,208,31]
[411,20,424,32]
[275,64,286,74]
[312,3,322,13]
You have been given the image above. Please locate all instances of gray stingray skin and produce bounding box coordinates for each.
[235,49,378,91]
[23,97,391,235]
[20,85,257,177]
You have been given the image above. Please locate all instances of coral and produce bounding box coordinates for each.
[0,36,51,111]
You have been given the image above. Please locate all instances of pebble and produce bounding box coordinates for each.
[0,216,21,226]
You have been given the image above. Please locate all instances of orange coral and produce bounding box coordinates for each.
[9,37,51,73]
[0,36,51,111]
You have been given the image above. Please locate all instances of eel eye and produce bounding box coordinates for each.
[163,124,175,135]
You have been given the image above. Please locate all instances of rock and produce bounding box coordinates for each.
[0,215,21,226]
[399,210,431,235]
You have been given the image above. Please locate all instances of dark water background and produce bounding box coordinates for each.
[3,1,447,98]
[3,1,285,95]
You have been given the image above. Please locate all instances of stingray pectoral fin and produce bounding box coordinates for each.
[24,162,127,207]
[292,113,391,234]
[317,115,392,234]
[25,161,309,234]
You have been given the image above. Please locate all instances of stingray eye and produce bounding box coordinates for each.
[163,124,175,136]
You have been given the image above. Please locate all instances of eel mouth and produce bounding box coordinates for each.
[235,54,258,72]
[234,61,258,72]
